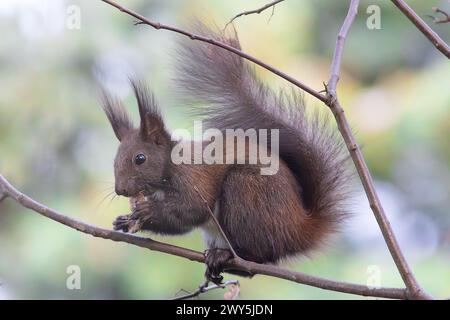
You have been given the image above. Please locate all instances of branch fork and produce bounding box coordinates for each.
[427,7,450,24]
[225,0,285,27]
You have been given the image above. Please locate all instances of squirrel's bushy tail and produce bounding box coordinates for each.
[175,24,352,246]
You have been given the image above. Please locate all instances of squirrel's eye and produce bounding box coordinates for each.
[134,154,146,165]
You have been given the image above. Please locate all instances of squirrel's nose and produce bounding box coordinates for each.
[115,186,129,197]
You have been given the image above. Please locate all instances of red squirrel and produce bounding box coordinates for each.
[100,25,352,283]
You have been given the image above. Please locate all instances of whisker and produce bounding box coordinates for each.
[94,190,116,211]
[99,186,115,195]
[109,194,118,205]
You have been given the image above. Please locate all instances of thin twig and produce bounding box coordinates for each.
[326,0,431,300]
[173,280,239,300]
[391,0,450,58]
[427,6,450,24]
[0,183,7,202]
[0,194,7,203]
[100,0,326,103]
[0,174,408,299]
[193,186,239,259]
[225,0,284,27]
[268,5,276,23]
[327,0,359,99]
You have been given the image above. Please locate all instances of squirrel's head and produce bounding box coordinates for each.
[101,80,171,197]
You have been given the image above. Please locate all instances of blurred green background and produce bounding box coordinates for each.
[0,0,449,299]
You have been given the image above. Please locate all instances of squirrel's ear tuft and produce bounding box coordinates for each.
[100,90,133,141]
[130,79,166,144]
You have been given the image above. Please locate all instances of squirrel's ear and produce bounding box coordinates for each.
[140,113,166,144]
[100,91,133,141]
[130,79,166,144]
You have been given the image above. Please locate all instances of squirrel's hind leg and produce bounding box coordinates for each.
[204,248,254,285]
[217,163,305,264]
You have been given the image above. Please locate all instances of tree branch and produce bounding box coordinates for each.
[0,174,408,299]
[100,0,326,103]
[326,0,359,99]
[325,0,432,300]
[225,0,285,27]
[391,0,450,59]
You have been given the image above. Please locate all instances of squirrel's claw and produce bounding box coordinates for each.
[113,214,132,232]
[113,202,153,234]
[112,214,142,233]
[204,248,233,285]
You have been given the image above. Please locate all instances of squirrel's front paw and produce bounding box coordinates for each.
[113,202,154,233]
[113,214,133,233]
[112,214,144,234]
[130,201,152,219]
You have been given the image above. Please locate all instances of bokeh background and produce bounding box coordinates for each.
[0,0,449,299]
